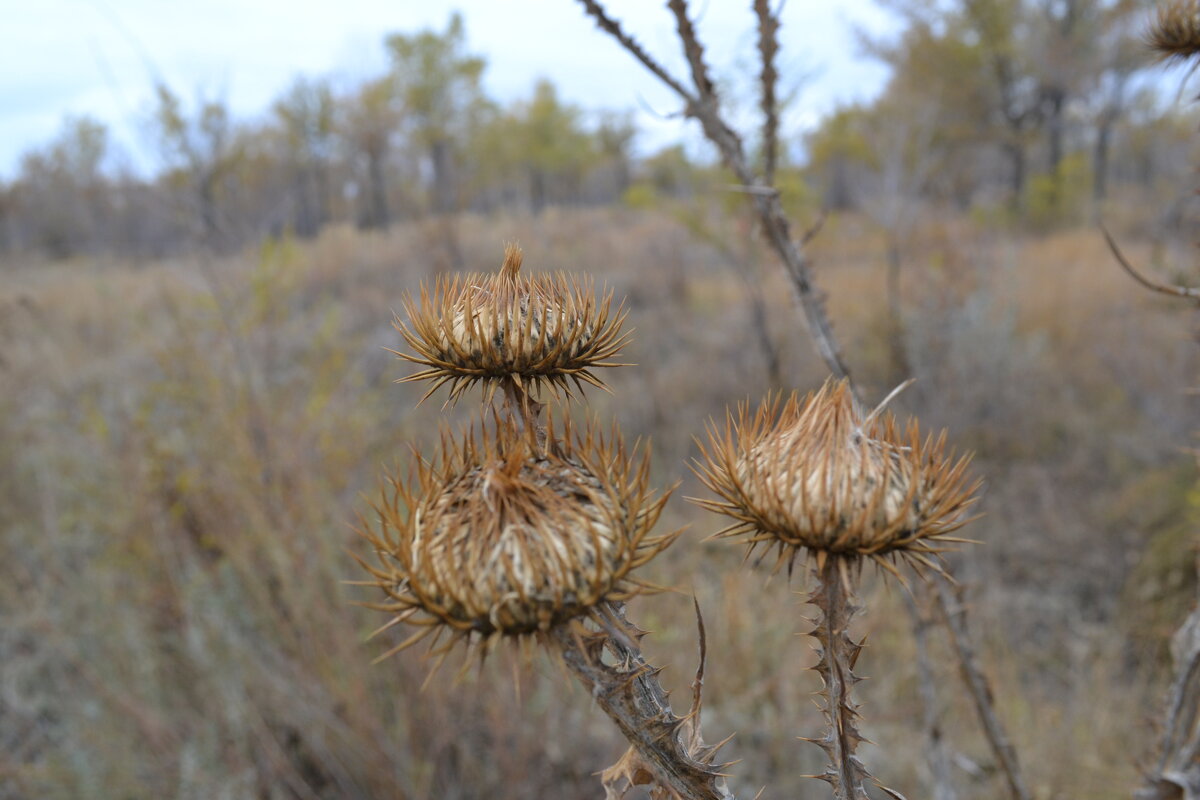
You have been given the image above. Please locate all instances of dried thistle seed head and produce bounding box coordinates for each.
[1148,0,1200,63]
[355,417,678,659]
[392,243,631,404]
[690,378,980,578]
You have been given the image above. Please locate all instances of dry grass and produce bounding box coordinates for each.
[1,205,1195,798]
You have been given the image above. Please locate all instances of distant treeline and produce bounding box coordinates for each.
[0,3,1194,260]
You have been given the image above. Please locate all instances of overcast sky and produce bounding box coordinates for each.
[0,0,897,179]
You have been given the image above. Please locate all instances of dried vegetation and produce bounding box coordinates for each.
[0,205,1194,798]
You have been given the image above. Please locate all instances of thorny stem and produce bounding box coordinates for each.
[902,585,958,800]
[577,0,858,401]
[933,577,1031,800]
[500,376,546,450]
[498,377,733,798]
[575,3,1027,796]
[1134,555,1200,800]
[550,603,736,800]
[808,557,871,800]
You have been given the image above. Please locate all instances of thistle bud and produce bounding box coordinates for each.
[356,417,677,659]
[392,243,631,404]
[691,378,980,577]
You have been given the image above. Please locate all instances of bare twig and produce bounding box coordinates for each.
[1135,556,1200,800]
[902,584,958,800]
[1103,225,1200,302]
[754,0,781,185]
[575,0,858,396]
[675,209,783,388]
[800,210,827,247]
[553,602,737,800]
[575,4,1031,796]
[933,577,1032,800]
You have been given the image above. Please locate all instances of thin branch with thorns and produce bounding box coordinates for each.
[574,3,1027,798]
[576,0,857,396]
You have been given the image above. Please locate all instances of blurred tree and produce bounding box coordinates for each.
[272,77,336,238]
[641,144,701,200]
[805,106,873,210]
[864,0,1149,214]
[510,79,594,214]
[1026,0,1146,212]
[1085,1,1146,203]
[467,79,626,213]
[341,77,400,230]
[12,116,111,258]
[385,12,487,215]
[0,182,11,255]
[152,85,244,246]
[591,111,637,203]
[871,0,1041,207]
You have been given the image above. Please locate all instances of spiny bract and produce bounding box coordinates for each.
[1147,0,1200,63]
[355,417,678,660]
[392,243,631,404]
[690,378,980,579]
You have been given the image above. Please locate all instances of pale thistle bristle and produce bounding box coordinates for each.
[501,241,523,280]
[1148,0,1200,63]
[690,377,981,579]
[392,242,632,404]
[355,417,679,659]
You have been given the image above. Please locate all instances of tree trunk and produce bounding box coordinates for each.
[430,138,455,215]
[826,156,855,211]
[1045,87,1066,177]
[885,234,912,386]
[1006,142,1027,212]
[364,146,390,230]
[529,167,547,216]
[294,168,318,239]
[198,170,219,242]
[314,160,330,231]
[1093,112,1114,204]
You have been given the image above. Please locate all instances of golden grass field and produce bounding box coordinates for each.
[1,205,1196,798]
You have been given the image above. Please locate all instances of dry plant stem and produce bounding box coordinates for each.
[1135,560,1200,800]
[500,376,546,448]
[754,0,779,186]
[576,2,1024,795]
[500,378,732,799]
[576,0,857,398]
[807,557,871,800]
[885,236,914,387]
[550,603,737,800]
[1103,226,1200,303]
[902,585,957,800]
[933,576,1031,800]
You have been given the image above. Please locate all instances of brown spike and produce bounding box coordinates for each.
[389,243,631,404]
[688,376,981,580]
[350,414,678,665]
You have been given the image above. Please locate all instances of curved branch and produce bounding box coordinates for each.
[1103,225,1200,302]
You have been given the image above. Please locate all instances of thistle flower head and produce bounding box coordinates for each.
[355,417,677,660]
[691,378,980,579]
[1147,0,1200,64]
[392,243,631,404]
